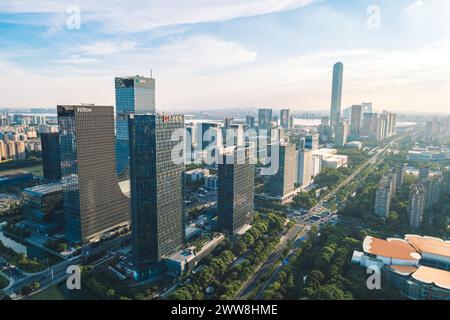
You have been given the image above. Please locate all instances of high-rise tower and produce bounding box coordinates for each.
[128,114,185,278]
[58,105,130,243]
[330,62,344,129]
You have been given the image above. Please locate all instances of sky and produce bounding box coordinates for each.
[0,0,450,113]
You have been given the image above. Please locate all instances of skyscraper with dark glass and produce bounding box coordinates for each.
[218,146,255,235]
[58,105,130,243]
[41,132,62,181]
[129,114,185,278]
[330,62,344,129]
[115,76,156,182]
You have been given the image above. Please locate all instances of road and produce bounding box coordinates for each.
[235,224,305,299]
[3,255,82,299]
[237,133,412,300]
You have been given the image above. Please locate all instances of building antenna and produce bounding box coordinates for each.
[150,69,153,79]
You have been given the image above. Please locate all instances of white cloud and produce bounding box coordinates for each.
[2,37,450,112]
[52,35,257,74]
[0,0,317,33]
[77,41,138,56]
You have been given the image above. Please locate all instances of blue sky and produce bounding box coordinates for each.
[0,0,450,112]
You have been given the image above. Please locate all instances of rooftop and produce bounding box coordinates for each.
[405,235,450,260]
[24,182,62,196]
[362,236,421,261]
[412,266,450,291]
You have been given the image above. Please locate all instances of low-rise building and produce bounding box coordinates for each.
[352,235,450,300]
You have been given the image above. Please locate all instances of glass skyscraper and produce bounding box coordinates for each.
[218,146,255,235]
[115,76,156,182]
[330,62,344,129]
[41,132,62,181]
[128,114,185,278]
[58,105,130,243]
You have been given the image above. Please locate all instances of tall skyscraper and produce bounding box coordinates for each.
[129,114,185,278]
[266,143,296,200]
[295,148,313,187]
[218,146,255,235]
[408,183,425,228]
[115,75,156,181]
[280,109,290,129]
[330,62,344,129]
[58,105,130,243]
[41,132,62,181]
[258,108,273,130]
[335,121,349,147]
[350,105,362,137]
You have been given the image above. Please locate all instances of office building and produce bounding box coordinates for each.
[58,105,130,243]
[295,148,313,187]
[350,105,362,137]
[23,183,64,235]
[218,146,255,235]
[129,114,185,277]
[335,121,349,147]
[266,143,296,199]
[115,75,156,181]
[408,184,426,228]
[41,132,62,181]
[330,62,344,129]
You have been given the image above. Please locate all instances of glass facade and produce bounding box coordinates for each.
[58,105,130,243]
[129,114,185,277]
[115,76,155,181]
[41,132,62,181]
[266,144,296,198]
[218,147,255,234]
[330,62,344,129]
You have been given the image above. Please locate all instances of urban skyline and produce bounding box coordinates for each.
[1,0,449,305]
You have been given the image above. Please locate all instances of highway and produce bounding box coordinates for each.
[237,133,412,300]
